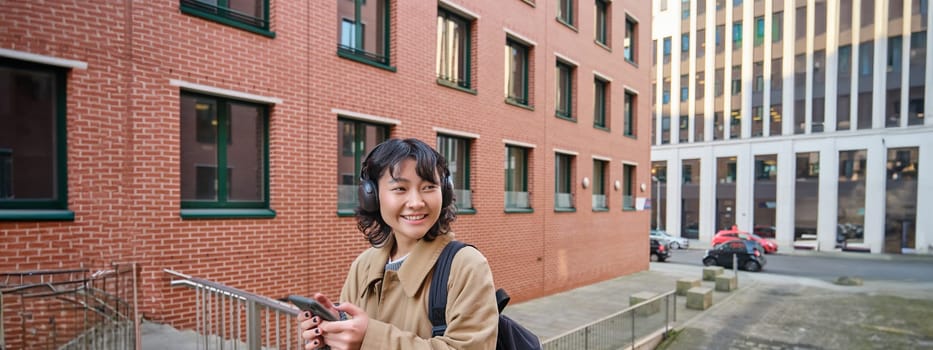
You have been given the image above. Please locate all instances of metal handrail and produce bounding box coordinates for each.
[542,290,677,350]
[165,269,302,350]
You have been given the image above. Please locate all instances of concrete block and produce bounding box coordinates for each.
[715,274,737,292]
[686,287,713,310]
[630,291,660,316]
[702,266,724,281]
[676,278,701,296]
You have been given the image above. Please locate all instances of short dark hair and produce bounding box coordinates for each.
[356,138,456,247]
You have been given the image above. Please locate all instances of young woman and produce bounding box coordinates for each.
[298,138,498,350]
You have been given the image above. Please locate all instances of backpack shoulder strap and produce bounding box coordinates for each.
[428,240,470,337]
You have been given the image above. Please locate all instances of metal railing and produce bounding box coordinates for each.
[165,269,302,350]
[541,291,676,350]
[1,263,140,350]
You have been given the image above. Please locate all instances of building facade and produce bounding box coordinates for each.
[651,0,931,254]
[1,0,652,343]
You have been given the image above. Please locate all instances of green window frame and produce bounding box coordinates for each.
[558,0,575,27]
[437,135,474,213]
[338,0,393,70]
[556,60,574,120]
[594,77,608,129]
[624,17,637,63]
[595,0,609,46]
[505,145,531,211]
[180,92,272,218]
[506,38,531,106]
[623,164,636,210]
[179,0,274,37]
[436,8,473,90]
[0,58,73,221]
[732,21,743,49]
[624,90,636,137]
[592,159,608,211]
[337,118,389,215]
[555,153,575,211]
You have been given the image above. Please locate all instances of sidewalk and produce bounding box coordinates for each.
[502,262,737,343]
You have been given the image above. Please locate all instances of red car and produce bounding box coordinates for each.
[712,227,778,254]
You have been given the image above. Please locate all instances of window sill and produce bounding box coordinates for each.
[337,209,356,217]
[457,208,477,215]
[180,208,276,219]
[437,79,477,95]
[505,207,534,213]
[554,207,576,213]
[505,98,535,111]
[623,207,636,212]
[624,134,637,140]
[593,207,610,212]
[180,6,275,38]
[556,113,576,122]
[594,125,610,132]
[624,58,638,68]
[595,40,612,52]
[0,210,75,221]
[521,0,535,7]
[337,49,397,72]
[556,18,578,32]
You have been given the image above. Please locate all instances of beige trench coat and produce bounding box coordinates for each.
[339,233,499,349]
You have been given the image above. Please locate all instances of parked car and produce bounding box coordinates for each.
[702,239,767,272]
[650,238,671,262]
[753,225,776,239]
[650,229,690,249]
[712,227,778,254]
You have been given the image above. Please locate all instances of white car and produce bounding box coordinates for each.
[650,229,690,249]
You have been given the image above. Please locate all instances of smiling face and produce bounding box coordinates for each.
[377,158,443,250]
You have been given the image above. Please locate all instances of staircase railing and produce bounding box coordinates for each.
[164,269,302,350]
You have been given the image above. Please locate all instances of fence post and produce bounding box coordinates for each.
[247,299,261,350]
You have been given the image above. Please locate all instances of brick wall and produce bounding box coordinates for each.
[1,0,652,334]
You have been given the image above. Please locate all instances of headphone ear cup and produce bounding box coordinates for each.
[359,179,379,212]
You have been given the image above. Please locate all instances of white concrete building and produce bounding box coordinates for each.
[651,0,932,254]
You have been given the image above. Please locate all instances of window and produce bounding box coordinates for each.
[624,18,638,63]
[506,38,531,106]
[555,153,575,210]
[624,90,637,137]
[437,135,473,212]
[732,21,742,48]
[696,29,706,57]
[681,33,690,52]
[594,77,609,129]
[180,92,270,214]
[505,145,531,210]
[772,11,783,42]
[337,118,389,213]
[558,0,575,26]
[660,0,668,11]
[338,0,391,67]
[682,0,690,18]
[180,0,272,36]
[731,65,741,95]
[716,25,725,52]
[593,160,608,210]
[663,36,672,57]
[595,0,610,46]
[437,8,473,89]
[623,164,636,210]
[0,58,71,218]
[681,74,689,101]
[556,60,575,119]
[754,16,764,46]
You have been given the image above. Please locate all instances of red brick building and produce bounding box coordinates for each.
[1,0,652,336]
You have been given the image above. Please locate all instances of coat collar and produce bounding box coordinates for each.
[360,233,454,298]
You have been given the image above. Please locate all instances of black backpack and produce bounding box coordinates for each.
[428,241,543,350]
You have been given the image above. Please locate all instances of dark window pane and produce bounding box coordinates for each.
[227,102,264,201]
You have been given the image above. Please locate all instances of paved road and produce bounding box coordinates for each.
[665,248,933,283]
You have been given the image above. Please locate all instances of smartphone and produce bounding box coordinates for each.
[287,295,338,322]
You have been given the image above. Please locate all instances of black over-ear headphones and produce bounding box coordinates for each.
[357,140,454,213]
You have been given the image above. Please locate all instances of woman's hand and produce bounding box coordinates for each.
[318,302,368,350]
[297,293,339,350]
